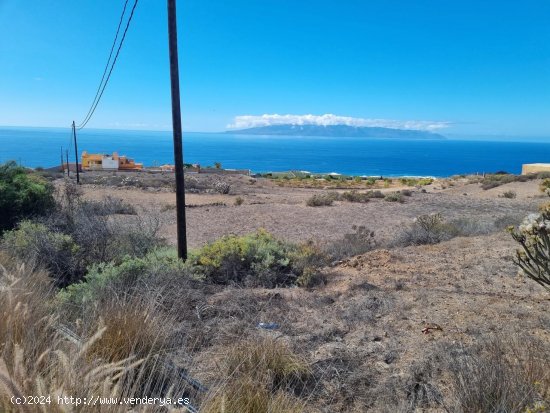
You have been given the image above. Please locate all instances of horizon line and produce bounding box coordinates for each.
[1,124,550,139]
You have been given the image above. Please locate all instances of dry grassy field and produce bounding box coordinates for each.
[1,169,549,412]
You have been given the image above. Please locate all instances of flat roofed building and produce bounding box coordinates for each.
[521,163,550,175]
[81,151,142,171]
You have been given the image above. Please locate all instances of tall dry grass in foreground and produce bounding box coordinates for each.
[0,254,185,413]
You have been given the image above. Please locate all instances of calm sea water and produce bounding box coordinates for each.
[1,127,550,177]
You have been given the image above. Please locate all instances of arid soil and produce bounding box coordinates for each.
[67,172,549,411]
[78,172,543,248]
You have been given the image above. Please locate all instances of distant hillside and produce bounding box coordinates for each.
[228,124,445,139]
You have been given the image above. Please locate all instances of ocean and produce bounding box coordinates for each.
[1,127,550,177]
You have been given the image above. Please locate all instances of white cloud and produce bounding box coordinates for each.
[228,114,451,131]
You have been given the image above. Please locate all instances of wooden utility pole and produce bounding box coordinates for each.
[167,0,187,260]
[65,150,70,177]
[60,147,64,173]
[72,121,80,184]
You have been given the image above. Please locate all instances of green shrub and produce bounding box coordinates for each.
[189,230,321,287]
[2,185,163,286]
[384,192,405,203]
[400,178,419,186]
[0,161,54,232]
[509,206,550,289]
[417,178,434,186]
[234,196,244,206]
[57,248,186,309]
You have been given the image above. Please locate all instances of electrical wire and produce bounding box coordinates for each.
[77,0,129,129]
[76,0,138,130]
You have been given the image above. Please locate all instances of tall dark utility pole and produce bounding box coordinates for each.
[167,0,187,260]
[72,121,80,184]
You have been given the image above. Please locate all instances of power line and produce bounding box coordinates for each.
[77,0,130,129]
[76,0,139,130]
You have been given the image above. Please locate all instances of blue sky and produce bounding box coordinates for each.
[1,0,549,136]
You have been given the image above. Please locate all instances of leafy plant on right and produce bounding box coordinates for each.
[509,206,550,289]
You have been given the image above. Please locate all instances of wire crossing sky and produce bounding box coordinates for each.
[1,0,550,137]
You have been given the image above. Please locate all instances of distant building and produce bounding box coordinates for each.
[81,151,143,171]
[521,163,550,175]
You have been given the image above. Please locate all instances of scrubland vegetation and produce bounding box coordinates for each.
[1,162,549,412]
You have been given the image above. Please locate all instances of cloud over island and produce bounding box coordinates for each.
[228,114,451,132]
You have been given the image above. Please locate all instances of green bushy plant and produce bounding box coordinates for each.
[57,248,186,309]
[189,230,321,287]
[509,206,550,289]
[0,161,54,232]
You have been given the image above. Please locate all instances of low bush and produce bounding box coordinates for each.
[234,196,244,206]
[188,230,322,288]
[306,192,339,207]
[540,178,550,195]
[394,213,459,246]
[214,180,231,194]
[481,180,503,190]
[366,190,385,199]
[384,192,405,203]
[324,226,376,261]
[2,221,80,286]
[57,248,186,311]
[480,172,535,190]
[0,161,55,233]
[84,196,137,215]
[340,190,370,203]
[500,190,517,199]
[393,213,518,248]
[401,189,413,197]
[1,181,163,286]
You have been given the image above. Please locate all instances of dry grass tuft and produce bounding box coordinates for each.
[201,337,312,413]
[84,298,172,363]
[202,377,307,413]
